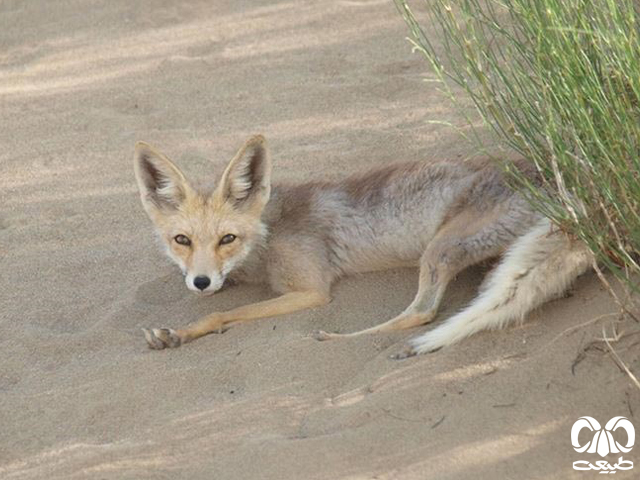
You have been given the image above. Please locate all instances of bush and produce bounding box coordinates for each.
[395,0,640,291]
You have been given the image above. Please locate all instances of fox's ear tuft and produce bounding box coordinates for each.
[134,142,189,211]
[217,135,271,210]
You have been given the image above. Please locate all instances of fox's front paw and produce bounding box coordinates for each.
[142,328,182,350]
[311,329,336,341]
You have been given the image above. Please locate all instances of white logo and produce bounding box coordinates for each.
[572,416,635,473]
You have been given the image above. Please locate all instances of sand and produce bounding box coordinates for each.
[1,1,639,479]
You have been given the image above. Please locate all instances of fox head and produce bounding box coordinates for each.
[134,135,271,295]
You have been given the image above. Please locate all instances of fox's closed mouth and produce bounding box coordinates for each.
[194,278,236,296]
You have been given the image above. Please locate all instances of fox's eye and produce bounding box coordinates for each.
[174,234,191,246]
[219,234,236,245]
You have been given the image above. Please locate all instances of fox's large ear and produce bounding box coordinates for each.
[216,135,271,210]
[134,142,190,212]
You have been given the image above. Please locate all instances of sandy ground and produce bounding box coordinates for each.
[1,1,639,479]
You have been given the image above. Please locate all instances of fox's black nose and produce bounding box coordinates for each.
[193,276,211,291]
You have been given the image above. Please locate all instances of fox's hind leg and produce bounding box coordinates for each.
[401,217,593,357]
[313,206,527,340]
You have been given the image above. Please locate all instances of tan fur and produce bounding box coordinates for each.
[135,136,592,356]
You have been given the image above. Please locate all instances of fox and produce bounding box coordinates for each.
[134,135,593,357]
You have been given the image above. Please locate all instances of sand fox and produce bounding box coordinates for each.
[135,135,593,357]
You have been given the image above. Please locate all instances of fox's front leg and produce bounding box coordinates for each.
[143,290,330,349]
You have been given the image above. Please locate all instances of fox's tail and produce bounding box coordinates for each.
[409,217,594,354]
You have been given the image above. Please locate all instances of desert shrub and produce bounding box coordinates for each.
[395,0,640,293]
